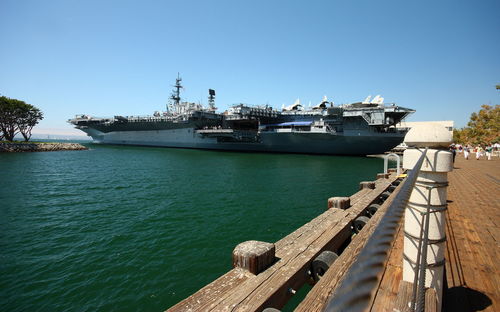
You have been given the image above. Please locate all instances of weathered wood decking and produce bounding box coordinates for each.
[367,155,499,311]
[442,155,499,311]
[294,176,404,311]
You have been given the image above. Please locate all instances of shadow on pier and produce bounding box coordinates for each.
[444,286,492,311]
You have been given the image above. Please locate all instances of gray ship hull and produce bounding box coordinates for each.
[70,76,415,156]
[81,127,403,155]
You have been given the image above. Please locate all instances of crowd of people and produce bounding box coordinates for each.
[449,143,499,161]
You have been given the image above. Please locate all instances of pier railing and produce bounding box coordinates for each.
[168,167,403,311]
[324,148,428,312]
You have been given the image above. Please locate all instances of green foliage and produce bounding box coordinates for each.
[0,96,44,141]
[453,104,500,145]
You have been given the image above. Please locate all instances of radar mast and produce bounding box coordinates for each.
[169,73,183,111]
[208,89,216,112]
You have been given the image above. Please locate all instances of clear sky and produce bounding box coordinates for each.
[1,0,499,135]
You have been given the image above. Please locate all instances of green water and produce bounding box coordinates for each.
[0,144,386,311]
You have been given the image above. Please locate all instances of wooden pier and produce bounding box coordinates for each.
[168,172,400,311]
[167,155,499,312]
[442,156,499,311]
[364,155,499,311]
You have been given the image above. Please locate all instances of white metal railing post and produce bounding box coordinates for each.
[402,124,453,311]
[384,153,401,175]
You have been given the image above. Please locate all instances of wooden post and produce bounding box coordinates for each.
[359,181,376,190]
[327,197,351,209]
[377,173,390,179]
[232,241,275,275]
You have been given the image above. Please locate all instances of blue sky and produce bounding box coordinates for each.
[1,0,499,135]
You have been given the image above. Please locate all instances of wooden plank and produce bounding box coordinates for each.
[349,175,397,203]
[425,287,437,312]
[371,288,397,312]
[392,281,437,312]
[294,179,403,312]
[235,220,352,310]
[275,209,342,251]
[394,280,412,312]
[443,156,500,311]
[167,269,252,312]
[347,178,395,217]
[212,212,352,311]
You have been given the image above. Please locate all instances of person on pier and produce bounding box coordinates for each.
[464,145,470,160]
[475,146,483,160]
[449,143,457,163]
[485,144,493,160]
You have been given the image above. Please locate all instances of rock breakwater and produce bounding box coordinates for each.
[0,142,88,152]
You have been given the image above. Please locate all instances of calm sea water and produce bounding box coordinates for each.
[0,144,387,311]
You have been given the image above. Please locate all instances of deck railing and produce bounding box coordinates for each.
[324,148,428,312]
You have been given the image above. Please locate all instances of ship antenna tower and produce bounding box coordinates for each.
[169,73,183,111]
[208,89,216,112]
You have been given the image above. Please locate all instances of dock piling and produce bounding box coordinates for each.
[232,241,276,275]
[327,197,351,209]
[377,173,391,179]
[359,181,376,190]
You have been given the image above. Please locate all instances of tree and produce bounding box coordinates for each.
[453,104,500,145]
[0,96,43,141]
[0,96,22,141]
[18,104,43,141]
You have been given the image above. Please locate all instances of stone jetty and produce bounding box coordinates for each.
[0,142,87,152]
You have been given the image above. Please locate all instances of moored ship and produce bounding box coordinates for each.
[69,76,415,155]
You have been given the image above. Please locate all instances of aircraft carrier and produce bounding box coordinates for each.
[69,76,415,155]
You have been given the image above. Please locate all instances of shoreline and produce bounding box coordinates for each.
[0,142,88,152]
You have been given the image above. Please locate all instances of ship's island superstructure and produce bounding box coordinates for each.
[69,76,415,155]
